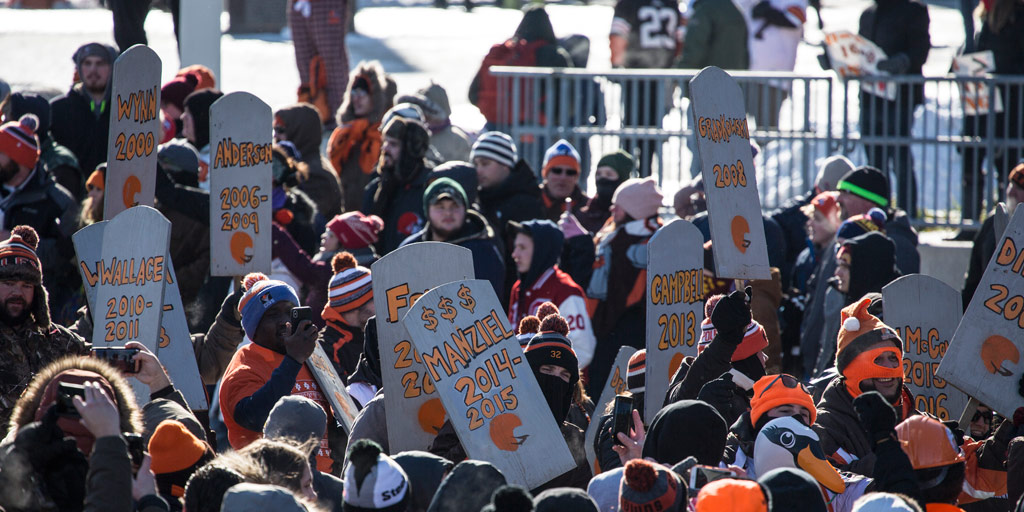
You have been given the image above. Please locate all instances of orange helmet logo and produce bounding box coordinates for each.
[122,175,142,208]
[230,232,254,265]
[669,352,684,380]
[417,398,446,435]
[731,216,751,254]
[490,413,528,452]
[980,335,1019,376]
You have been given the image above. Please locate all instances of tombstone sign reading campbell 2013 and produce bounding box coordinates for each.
[938,207,1024,417]
[104,45,161,219]
[402,280,576,488]
[688,66,770,280]
[645,219,704,425]
[583,346,636,467]
[372,242,475,452]
[208,92,272,276]
[882,275,967,421]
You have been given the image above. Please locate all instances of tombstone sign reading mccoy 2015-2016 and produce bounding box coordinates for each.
[402,280,576,489]
[372,243,475,452]
[105,45,161,219]
[645,219,705,426]
[689,66,770,280]
[208,92,272,276]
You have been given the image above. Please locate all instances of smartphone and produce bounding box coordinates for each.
[612,395,634,446]
[291,307,313,333]
[91,346,140,374]
[688,465,736,490]
[124,432,145,467]
[56,381,86,418]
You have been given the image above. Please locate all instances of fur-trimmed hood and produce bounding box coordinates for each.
[336,60,396,126]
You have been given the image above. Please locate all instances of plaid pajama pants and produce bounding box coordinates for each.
[289,0,350,123]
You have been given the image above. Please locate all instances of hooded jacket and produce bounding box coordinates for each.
[396,84,472,163]
[275,104,344,217]
[0,324,86,432]
[479,159,546,243]
[347,317,383,405]
[837,231,900,304]
[401,209,506,299]
[50,83,110,177]
[643,400,729,466]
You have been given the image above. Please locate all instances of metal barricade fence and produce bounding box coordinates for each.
[491,67,1024,229]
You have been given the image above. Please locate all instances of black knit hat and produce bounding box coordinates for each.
[182,89,224,149]
[524,315,579,387]
[837,166,890,208]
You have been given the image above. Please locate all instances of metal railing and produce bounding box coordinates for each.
[491,67,1024,228]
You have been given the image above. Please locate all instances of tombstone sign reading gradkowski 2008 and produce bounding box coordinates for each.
[104,45,161,219]
[372,242,475,452]
[938,207,1024,418]
[583,346,636,467]
[402,280,576,489]
[209,92,272,276]
[645,219,704,425]
[882,274,966,421]
[688,67,770,280]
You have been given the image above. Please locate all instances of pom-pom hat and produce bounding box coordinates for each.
[834,297,904,398]
[327,252,373,314]
[0,226,49,328]
[619,459,686,512]
[0,114,41,170]
[237,273,301,340]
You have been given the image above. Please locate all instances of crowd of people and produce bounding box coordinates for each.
[1,0,1024,510]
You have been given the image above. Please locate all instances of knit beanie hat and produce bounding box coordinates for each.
[517,315,541,346]
[836,208,887,240]
[694,478,770,512]
[471,131,518,169]
[161,71,200,112]
[749,374,816,427]
[149,419,214,498]
[237,273,301,340]
[176,65,217,90]
[524,315,579,387]
[627,349,647,393]
[757,468,827,512]
[1010,162,1024,190]
[814,155,855,192]
[343,440,411,512]
[158,141,201,187]
[533,488,599,512]
[481,485,534,512]
[851,492,921,512]
[423,177,468,216]
[263,395,328,444]
[698,317,769,362]
[834,296,904,398]
[596,150,637,182]
[837,166,889,208]
[0,114,41,169]
[86,166,105,191]
[219,483,309,512]
[72,42,116,77]
[612,178,663,220]
[542,139,581,177]
[801,191,839,220]
[619,459,686,512]
[0,225,42,284]
[431,161,479,205]
[327,252,373,314]
[327,211,384,251]
[5,93,52,139]
[381,102,425,130]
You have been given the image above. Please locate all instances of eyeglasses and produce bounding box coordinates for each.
[758,374,809,398]
[549,167,578,177]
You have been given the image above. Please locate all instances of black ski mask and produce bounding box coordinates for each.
[595,178,622,202]
[523,329,579,423]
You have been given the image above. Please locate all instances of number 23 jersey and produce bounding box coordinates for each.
[611,0,683,68]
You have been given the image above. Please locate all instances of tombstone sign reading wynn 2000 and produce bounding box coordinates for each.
[689,66,770,280]
[209,92,272,276]
[104,45,161,219]
[402,280,576,489]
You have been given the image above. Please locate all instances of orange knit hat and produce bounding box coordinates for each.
[750,374,816,427]
[149,419,209,475]
[695,478,770,512]
[834,296,901,373]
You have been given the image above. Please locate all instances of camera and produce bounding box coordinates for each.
[55,381,85,418]
[91,346,141,374]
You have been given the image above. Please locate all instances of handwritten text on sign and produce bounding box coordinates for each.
[113,88,158,162]
[80,256,165,343]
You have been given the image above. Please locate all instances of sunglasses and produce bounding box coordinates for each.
[549,167,578,177]
[972,410,993,423]
[758,374,809,398]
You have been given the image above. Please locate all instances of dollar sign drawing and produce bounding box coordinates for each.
[439,297,457,323]
[457,284,476,313]
[421,307,438,332]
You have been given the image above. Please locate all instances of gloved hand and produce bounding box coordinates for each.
[817,51,832,71]
[853,391,898,445]
[698,373,741,421]
[711,286,752,342]
[219,286,243,328]
[876,53,910,74]
[942,420,966,446]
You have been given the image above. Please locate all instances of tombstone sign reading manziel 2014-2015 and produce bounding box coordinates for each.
[307,343,360,433]
[208,92,272,276]
[688,66,770,280]
[938,207,1024,417]
[372,242,475,452]
[583,346,636,467]
[882,274,967,421]
[104,45,161,219]
[402,280,576,489]
[644,219,705,425]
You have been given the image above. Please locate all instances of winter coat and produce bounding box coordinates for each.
[141,386,206,445]
[478,160,546,243]
[751,267,783,373]
[885,208,920,274]
[677,0,750,70]
[317,315,365,382]
[392,451,454,512]
[39,136,85,201]
[400,209,506,299]
[540,185,588,223]
[276,104,344,217]
[278,187,322,256]
[0,322,85,433]
[49,83,110,176]
[158,203,209,308]
[801,242,837,376]
[588,217,660,337]
[577,193,612,235]
[194,297,245,386]
[362,162,432,255]
[976,4,1024,75]
[858,0,930,106]
[963,213,997,308]
[272,223,332,327]
[769,190,814,289]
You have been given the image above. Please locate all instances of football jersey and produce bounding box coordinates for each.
[735,0,807,71]
[611,0,683,68]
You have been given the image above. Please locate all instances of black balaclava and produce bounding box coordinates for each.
[524,324,579,423]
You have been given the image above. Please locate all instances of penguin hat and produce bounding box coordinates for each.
[753,416,845,494]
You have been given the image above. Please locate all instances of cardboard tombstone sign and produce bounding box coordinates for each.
[583,346,637,466]
[882,275,967,421]
[939,207,1024,417]
[153,255,208,409]
[372,242,475,452]
[105,45,161,218]
[952,51,1002,116]
[688,67,770,280]
[307,343,360,433]
[402,280,576,488]
[208,92,272,276]
[644,219,705,425]
[823,31,897,101]
[178,0,222,86]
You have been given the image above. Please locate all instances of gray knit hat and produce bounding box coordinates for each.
[263,395,328,444]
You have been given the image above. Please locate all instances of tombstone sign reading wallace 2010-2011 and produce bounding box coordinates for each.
[644,219,705,426]
[208,92,272,276]
[882,274,967,421]
[372,242,475,453]
[689,66,770,280]
[104,45,161,219]
[938,207,1024,418]
[402,280,576,489]
[583,345,636,467]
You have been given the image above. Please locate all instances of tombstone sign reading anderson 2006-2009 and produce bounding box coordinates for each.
[372,242,475,453]
[938,207,1024,418]
[104,45,161,219]
[644,219,705,426]
[689,66,770,280]
[583,346,636,466]
[882,274,967,421]
[402,280,576,489]
[209,92,272,276]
